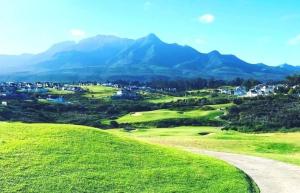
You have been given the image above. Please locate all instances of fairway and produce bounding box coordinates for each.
[117,108,223,124]
[111,126,300,166]
[143,91,209,104]
[48,88,75,95]
[146,95,205,104]
[0,123,256,193]
[81,85,118,99]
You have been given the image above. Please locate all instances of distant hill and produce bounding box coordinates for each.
[0,33,299,81]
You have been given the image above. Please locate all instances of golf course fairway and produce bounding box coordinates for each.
[0,122,257,193]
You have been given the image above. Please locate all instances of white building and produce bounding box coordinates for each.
[260,85,275,95]
[116,90,123,96]
[246,89,258,97]
[234,86,247,96]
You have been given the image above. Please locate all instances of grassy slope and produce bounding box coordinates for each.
[81,85,118,99]
[111,126,300,166]
[117,109,223,124]
[0,123,255,193]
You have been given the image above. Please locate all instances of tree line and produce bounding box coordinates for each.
[112,77,262,91]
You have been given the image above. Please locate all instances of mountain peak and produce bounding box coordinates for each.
[209,50,221,56]
[2,33,300,81]
[279,63,291,67]
[142,33,162,43]
[278,63,300,71]
[147,33,159,39]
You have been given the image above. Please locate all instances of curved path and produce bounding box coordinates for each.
[188,149,300,193]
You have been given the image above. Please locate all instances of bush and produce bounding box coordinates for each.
[224,95,300,132]
[110,121,119,128]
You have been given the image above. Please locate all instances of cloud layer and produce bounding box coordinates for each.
[70,29,86,39]
[198,14,215,24]
[144,1,152,10]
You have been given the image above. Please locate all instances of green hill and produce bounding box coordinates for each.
[0,122,256,193]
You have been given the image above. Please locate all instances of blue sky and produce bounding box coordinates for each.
[0,0,300,66]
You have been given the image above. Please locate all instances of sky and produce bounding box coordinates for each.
[0,0,300,66]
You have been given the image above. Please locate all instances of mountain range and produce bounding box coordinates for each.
[0,33,300,82]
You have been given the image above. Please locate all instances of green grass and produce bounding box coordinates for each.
[111,126,300,166]
[0,122,255,193]
[117,108,223,124]
[146,95,204,104]
[207,103,234,109]
[48,88,75,95]
[82,85,118,99]
[37,99,51,104]
[141,90,210,104]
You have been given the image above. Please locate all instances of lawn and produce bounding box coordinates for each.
[0,122,256,193]
[117,108,223,124]
[143,91,209,104]
[81,85,118,99]
[111,126,300,166]
[48,88,75,95]
[146,95,205,104]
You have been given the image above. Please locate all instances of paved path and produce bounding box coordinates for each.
[188,149,300,193]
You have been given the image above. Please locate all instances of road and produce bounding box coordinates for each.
[189,149,300,193]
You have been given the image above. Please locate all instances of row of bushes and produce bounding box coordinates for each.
[117,118,224,129]
[223,95,300,132]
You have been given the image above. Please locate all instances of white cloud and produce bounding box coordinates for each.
[144,1,152,10]
[70,29,86,39]
[288,34,300,45]
[198,14,215,24]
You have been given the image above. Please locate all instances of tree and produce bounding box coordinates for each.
[286,75,300,86]
[110,120,119,128]
[242,79,261,90]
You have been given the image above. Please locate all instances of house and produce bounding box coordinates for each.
[46,96,65,103]
[234,86,247,96]
[29,88,49,93]
[242,84,277,97]
[72,86,85,93]
[113,89,140,100]
[116,90,123,96]
[1,101,7,106]
[218,88,233,95]
[246,89,258,97]
[258,85,275,95]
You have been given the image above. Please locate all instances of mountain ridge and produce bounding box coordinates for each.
[0,33,299,81]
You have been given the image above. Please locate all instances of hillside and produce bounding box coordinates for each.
[0,122,256,193]
[0,34,299,81]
